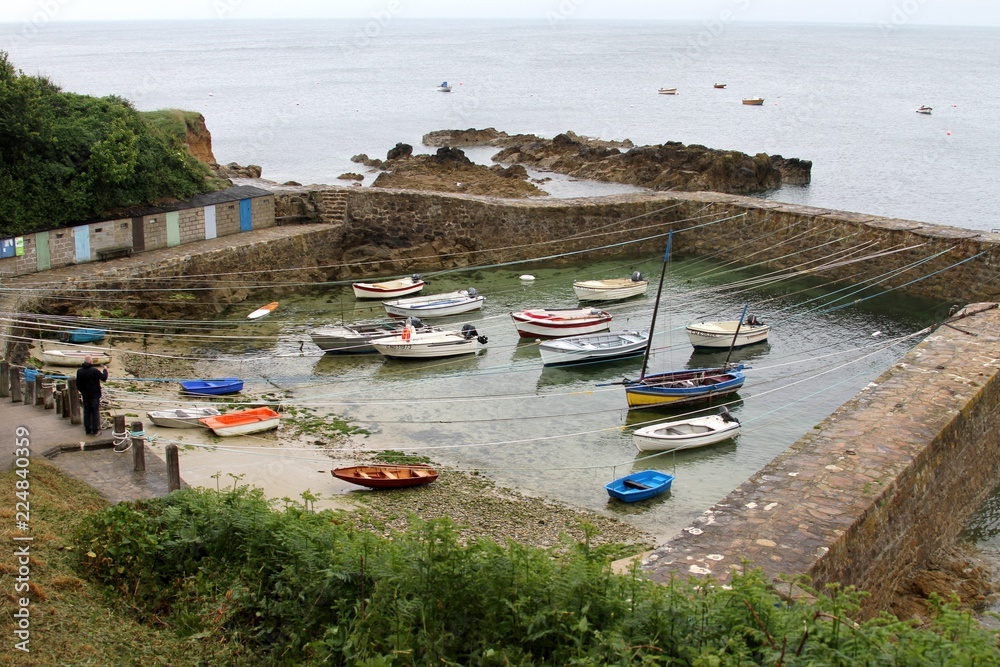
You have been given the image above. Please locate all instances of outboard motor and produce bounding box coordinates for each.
[719,406,740,424]
[631,271,645,282]
[461,324,479,340]
[467,287,478,297]
[407,316,425,330]
[745,314,762,326]
[411,273,422,283]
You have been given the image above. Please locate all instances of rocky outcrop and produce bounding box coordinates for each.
[212,162,263,179]
[178,111,216,164]
[371,145,544,198]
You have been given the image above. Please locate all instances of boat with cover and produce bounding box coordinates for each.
[686,314,770,349]
[623,233,747,409]
[37,348,111,367]
[179,378,244,396]
[199,407,280,436]
[371,324,487,359]
[310,319,431,354]
[573,272,648,301]
[352,275,424,299]
[332,464,438,489]
[383,289,485,318]
[510,308,612,338]
[632,407,741,452]
[605,470,674,503]
[146,407,222,429]
[60,328,106,343]
[538,330,649,367]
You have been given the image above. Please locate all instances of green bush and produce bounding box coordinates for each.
[76,486,1000,666]
[0,51,215,236]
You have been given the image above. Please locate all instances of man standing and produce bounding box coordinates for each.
[76,355,108,436]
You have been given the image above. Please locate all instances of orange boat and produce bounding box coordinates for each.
[199,407,280,436]
[332,464,438,489]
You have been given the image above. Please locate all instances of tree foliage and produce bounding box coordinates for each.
[0,51,214,236]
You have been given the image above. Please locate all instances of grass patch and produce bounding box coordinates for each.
[281,405,368,440]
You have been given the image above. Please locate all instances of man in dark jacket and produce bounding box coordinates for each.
[76,356,109,435]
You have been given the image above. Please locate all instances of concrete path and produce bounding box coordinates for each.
[0,397,174,504]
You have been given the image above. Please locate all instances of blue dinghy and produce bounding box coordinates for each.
[605,470,674,503]
[179,378,244,396]
[61,328,107,343]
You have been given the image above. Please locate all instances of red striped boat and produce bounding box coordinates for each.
[510,308,612,338]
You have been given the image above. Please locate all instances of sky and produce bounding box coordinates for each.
[0,0,998,27]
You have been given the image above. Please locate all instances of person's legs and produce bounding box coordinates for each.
[82,395,101,434]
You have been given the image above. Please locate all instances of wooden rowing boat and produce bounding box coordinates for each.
[332,464,439,489]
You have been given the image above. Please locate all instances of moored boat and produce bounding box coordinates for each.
[382,289,485,318]
[916,105,933,115]
[714,83,727,89]
[605,470,674,503]
[437,81,452,92]
[352,275,424,299]
[147,407,222,429]
[179,378,244,396]
[742,97,765,105]
[60,328,106,343]
[199,407,280,436]
[371,325,487,359]
[632,408,741,452]
[686,316,770,349]
[247,301,279,319]
[510,308,612,338]
[658,88,677,95]
[573,272,648,301]
[332,464,439,489]
[538,330,649,367]
[310,320,413,354]
[37,348,111,367]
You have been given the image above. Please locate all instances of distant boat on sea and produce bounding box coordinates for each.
[713,83,727,89]
[742,97,765,105]
[658,87,677,95]
[437,81,452,92]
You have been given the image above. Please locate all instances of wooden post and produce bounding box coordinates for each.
[34,376,44,406]
[166,445,181,492]
[61,387,70,418]
[54,388,63,414]
[43,379,54,410]
[131,420,145,472]
[23,374,33,405]
[10,368,21,403]
[113,414,126,438]
[68,378,81,425]
[0,360,8,398]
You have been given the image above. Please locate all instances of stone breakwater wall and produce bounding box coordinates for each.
[276,187,1000,305]
[643,303,1000,619]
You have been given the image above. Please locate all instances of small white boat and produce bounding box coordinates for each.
[199,407,281,437]
[573,272,648,301]
[247,301,278,319]
[632,408,741,452]
[538,330,649,367]
[36,348,111,367]
[147,407,222,429]
[686,316,770,349]
[310,320,427,354]
[437,81,452,92]
[658,88,677,95]
[383,289,485,319]
[916,105,933,115]
[371,325,487,359]
[352,275,424,299]
[511,308,612,338]
[742,97,765,105]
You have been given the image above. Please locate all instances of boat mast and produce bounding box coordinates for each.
[639,232,672,381]
[723,302,750,367]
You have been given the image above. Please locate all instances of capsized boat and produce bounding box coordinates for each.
[352,275,424,299]
[383,289,485,319]
[332,464,438,489]
[538,330,649,367]
[686,314,770,349]
[36,348,111,367]
[147,407,222,429]
[632,407,741,452]
[247,301,279,319]
[199,407,280,437]
[573,272,648,301]
[60,328,106,343]
[605,470,674,503]
[371,324,487,359]
[179,378,244,396]
[510,308,612,338]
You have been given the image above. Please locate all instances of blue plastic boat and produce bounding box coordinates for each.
[605,470,674,503]
[61,328,107,343]
[179,378,244,396]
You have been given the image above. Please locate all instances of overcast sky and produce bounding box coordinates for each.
[1,0,998,27]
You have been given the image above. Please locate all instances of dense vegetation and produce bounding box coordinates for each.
[75,484,1000,666]
[0,51,216,236]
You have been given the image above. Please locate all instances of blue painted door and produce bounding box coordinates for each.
[74,226,91,262]
[239,199,252,231]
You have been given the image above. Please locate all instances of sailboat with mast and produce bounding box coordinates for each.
[623,232,747,409]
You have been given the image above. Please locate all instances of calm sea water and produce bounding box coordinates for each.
[3,19,998,231]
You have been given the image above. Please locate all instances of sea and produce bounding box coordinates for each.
[5,18,1000,595]
[2,18,999,231]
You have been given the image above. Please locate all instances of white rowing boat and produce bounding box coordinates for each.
[538,330,649,366]
[632,409,741,452]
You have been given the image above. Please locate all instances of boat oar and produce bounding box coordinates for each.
[723,303,749,368]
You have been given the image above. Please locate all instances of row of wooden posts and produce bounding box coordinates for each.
[0,359,182,493]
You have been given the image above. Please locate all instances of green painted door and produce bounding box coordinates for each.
[35,231,50,271]
[166,211,180,247]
